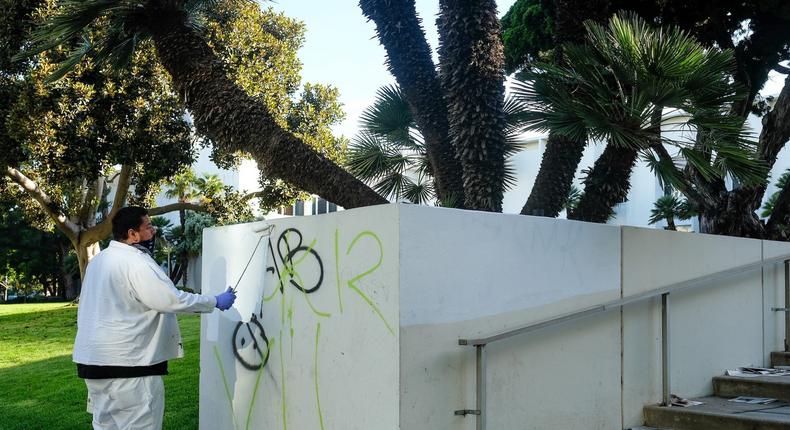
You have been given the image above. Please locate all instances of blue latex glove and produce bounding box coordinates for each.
[215,287,236,311]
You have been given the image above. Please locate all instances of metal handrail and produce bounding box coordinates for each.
[456,252,790,430]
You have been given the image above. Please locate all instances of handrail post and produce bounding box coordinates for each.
[661,292,671,406]
[476,344,486,430]
[785,260,789,352]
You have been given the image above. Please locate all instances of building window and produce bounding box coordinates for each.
[294,200,304,216]
[316,198,327,215]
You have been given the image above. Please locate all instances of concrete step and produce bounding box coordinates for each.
[713,375,790,401]
[644,396,790,430]
[772,351,790,367]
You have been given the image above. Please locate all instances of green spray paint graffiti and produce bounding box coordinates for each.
[215,225,393,429]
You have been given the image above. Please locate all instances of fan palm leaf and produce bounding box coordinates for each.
[513,12,766,196]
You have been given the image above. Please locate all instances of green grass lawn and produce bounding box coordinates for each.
[0,303,202,429]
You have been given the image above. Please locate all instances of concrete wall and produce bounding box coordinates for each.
[199,205,400,430]
[198,204,790,430]
[398,205,622,430]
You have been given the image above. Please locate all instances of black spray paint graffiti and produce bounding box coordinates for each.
[232,314,269,371]
[231,228,324,370]
[267,228,324,294]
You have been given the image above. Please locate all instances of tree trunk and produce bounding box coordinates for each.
[150,21,387,210]
[521,134,586,216]
[568,145,639,223]
[521,0,610,218]
[698,195,764,238]
[437,0,508,211]
[359,0,466,206]
[56,240,74,300]
[75,240,101,287]
[666,217,676,231]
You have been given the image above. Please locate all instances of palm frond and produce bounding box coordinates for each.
[372,172,412,201]
[402,175,435,205]
[359,85,417,146]
[346,132,411,181]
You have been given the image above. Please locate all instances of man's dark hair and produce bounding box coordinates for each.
[112,206,148,241]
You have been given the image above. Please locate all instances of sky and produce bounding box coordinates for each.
[267,0,518,138]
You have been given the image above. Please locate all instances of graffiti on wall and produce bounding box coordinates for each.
[212,225,393,430]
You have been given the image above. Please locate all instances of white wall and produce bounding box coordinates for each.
[398,205,622,430]
[199,205,400,430]
[197,205,790,430]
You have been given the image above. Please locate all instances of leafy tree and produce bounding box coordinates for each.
[2,1,350,288]
[0,195,74,298]
[22,0,384,215]
[1,1,198,284]
[500,0,555,74]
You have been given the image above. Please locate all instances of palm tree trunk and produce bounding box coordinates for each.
[766,179,790,240]
[568,144,638,223]
[521,134,586,216]
[150,22,387,209]
[521,0,610,218]
[359,0,465,206]
[437,0,507,212]
[666,218,676,231]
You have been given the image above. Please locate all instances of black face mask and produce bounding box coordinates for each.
[134,236,156,257]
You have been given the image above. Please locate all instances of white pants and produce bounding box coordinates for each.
[85,376,165,430]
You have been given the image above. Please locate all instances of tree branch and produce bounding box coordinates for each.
[740,73,790,209]
[80,165,134,245]
[241,190,263,202]
[148,202,206,216]
[4,167,79,240]
[109,165,133,216]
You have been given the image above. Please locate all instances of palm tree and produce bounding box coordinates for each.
[346,85,526,205]
[358,0,465,206]
[648,194,696,231]
[761,170,790,218]
[358,0,510,211]
[436,0,508,212]
[519,0,610,218]
[193,172,224,204]
[164,169,198,228]
[164,169,198,287]
[514,13,766,224]
[22,0,386,210]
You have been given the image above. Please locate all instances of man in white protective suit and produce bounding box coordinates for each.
[73,206,237,430]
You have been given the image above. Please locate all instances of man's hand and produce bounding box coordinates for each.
[215,287,236,311]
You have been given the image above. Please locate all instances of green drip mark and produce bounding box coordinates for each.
[245,338,274,430]
[213,345,240,430]
[335,229,343,314]
[279,331,287,430]
[314,323,325,430]
[292,269,331,318]
[346,231,394,336]
[288,295,295,358]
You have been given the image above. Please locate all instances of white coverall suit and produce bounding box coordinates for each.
[73,240,216,430]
